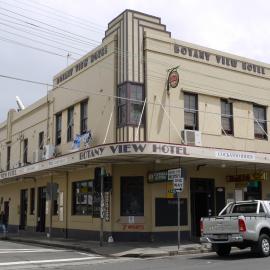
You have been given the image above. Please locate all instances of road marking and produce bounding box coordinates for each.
[0,249,68,254]
[0,256,102,266]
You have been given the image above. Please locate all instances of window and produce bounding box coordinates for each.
[120,176,144,216]
[232,203,258,214]
[6,146,11,171]
[55,113,62,145]
[72,180,93,215]
[23,138,28,164]
[53,183,59,215]
[39,131,44,150]
[80,101,88,134]
[221,99,233,135]
[184,93,198,130]
[30,188,35,215]
[253,105,267,139]
[67,106,74,142]
[117,82,144,126]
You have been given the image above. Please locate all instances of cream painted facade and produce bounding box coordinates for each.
[1,10,270,241]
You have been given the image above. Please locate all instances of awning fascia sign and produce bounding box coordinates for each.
[0,142,268,181]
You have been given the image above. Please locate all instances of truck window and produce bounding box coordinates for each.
[232,203,258,214]
[259,204,265,213]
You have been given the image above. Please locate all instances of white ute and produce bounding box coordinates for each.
[200,200,270,257]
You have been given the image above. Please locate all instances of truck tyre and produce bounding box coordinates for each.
[255,234,270,257]
[213,244,231,257]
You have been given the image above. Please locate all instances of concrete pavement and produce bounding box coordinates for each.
[5,234,212,258]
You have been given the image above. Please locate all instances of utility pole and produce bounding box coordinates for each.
[100,167,105,246]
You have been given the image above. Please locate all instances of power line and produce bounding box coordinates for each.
[0,0,104,34]
[0,36,77,60]
[14,0,105,30]
[0,16,94,49]
[0,73,269,124]
[0,12,99,47]
[0,21,88,53]
[0,28,83,57]
[0,7,101,44]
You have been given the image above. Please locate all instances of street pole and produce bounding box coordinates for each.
[100,167,105,247]
[177,190,180,251]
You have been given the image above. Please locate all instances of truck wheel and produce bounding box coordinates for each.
[213,244,231,257]
[256,234,270,257]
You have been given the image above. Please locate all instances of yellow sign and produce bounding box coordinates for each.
[166,182,175,198]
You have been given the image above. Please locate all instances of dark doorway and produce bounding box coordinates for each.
[190,178,215,239]
[216,187,226,214]
[3,201,9,228]
[37,186,46,232]
[19,189,28,230]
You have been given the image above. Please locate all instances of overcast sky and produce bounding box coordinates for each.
[0,0,270,122]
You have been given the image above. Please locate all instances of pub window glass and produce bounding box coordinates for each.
[129,84,144,125]
[221,99,233,135]
[184,93,198,130]
[253,105,267,139]
[72,180,93,215]
[120,176,144,216]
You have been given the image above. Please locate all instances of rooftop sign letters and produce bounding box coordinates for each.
[174,44,266,76]
[55,46,108,85]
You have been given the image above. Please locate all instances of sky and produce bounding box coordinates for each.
[0,0,270,122]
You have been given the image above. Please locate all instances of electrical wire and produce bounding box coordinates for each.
[0,36,78,60]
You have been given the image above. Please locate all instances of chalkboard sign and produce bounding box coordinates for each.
[155,198,188,226]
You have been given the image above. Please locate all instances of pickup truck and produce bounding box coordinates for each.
[200,200,270,257]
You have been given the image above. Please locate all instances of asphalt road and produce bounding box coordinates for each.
[1,241,270,270]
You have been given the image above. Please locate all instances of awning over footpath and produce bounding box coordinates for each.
[1,141,270,182]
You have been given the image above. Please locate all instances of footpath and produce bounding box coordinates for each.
[4,235,212,258]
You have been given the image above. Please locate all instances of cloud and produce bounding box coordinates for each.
[1,0,270,121]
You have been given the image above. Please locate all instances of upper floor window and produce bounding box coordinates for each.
[23,138,28,164]
[184,93,198,130]
[67,106,74,142]
[117,82,144,127]
[55,113,62,145]
[221,99,233,135]
[6,145,11,171]
[39,131,44,150]
[80,101,88,135]
[253,105,267,139]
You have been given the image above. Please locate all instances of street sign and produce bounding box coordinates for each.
[168,168,181,181]
[173,177,184,192]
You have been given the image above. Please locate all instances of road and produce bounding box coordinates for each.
[0,241,270,269]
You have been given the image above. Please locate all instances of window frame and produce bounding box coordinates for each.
[23,138,28,164]
[184,92,198,130]
[253,104,267,140]
[67,106,74,142]
[55,113,62,145]
[6,145,11,171]
[39,131,44,150]
[117,82,145,127]
[72,180,93,216]
[120,176,144,217]
[221,99,234,135]
[80,100,88,135]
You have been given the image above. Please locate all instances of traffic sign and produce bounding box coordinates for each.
[173,177,184,192]
[168,168,181,181]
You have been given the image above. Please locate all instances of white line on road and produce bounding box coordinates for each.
[0,256,102,266]
[0,249,68,254]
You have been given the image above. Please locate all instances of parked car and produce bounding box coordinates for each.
[200,200,270,257]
